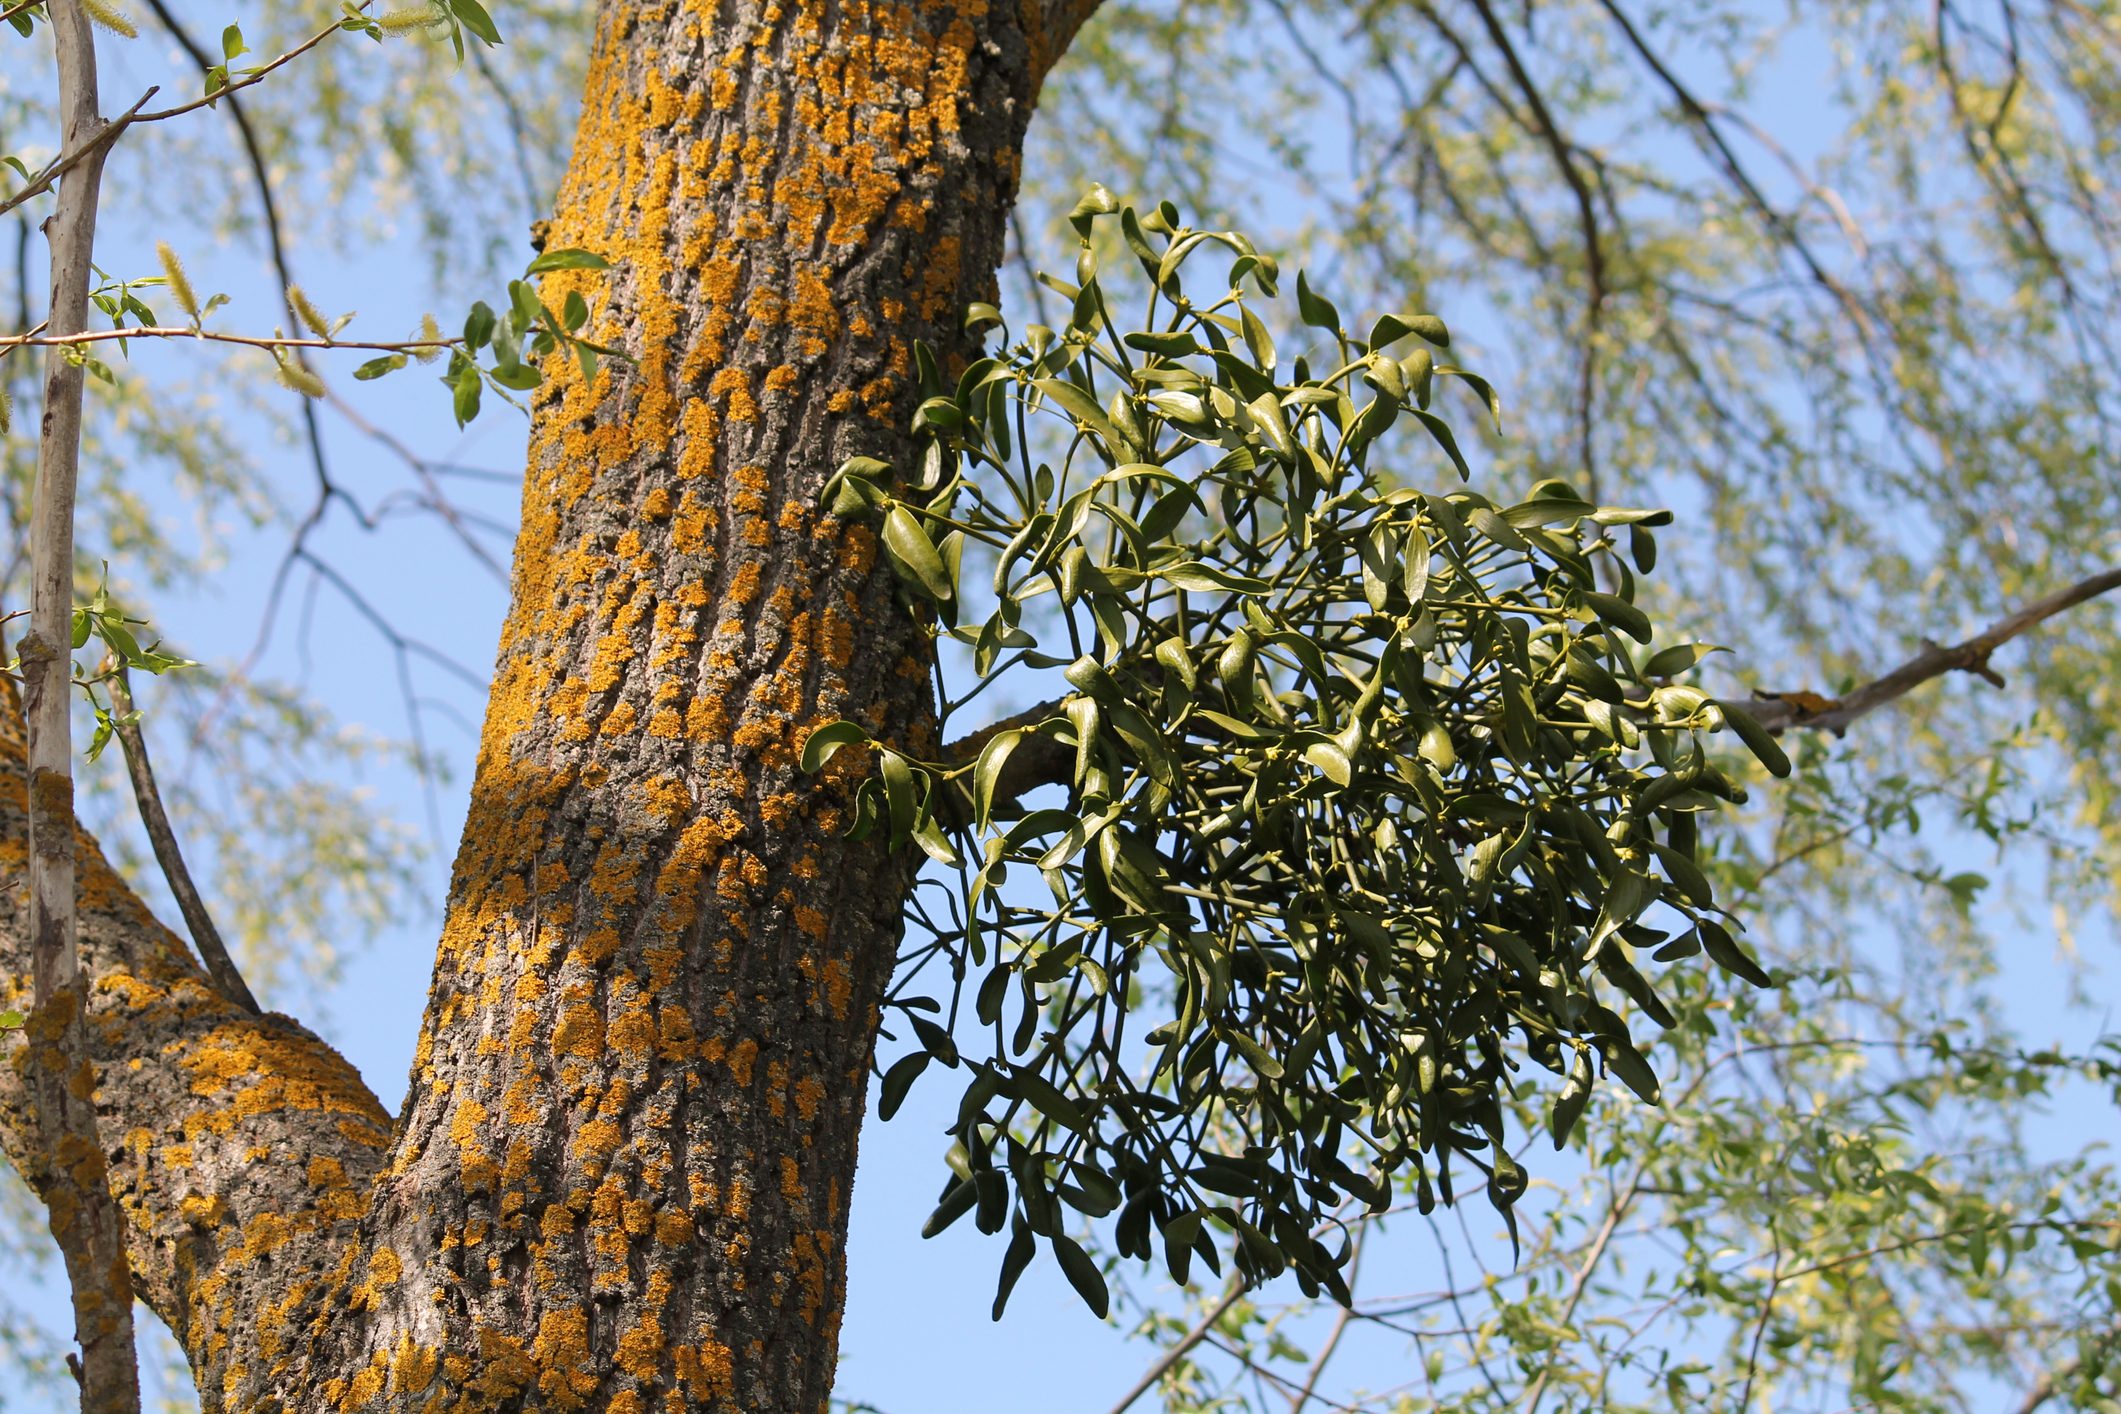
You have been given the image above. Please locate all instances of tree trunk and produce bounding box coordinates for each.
[0,0,1098,1405]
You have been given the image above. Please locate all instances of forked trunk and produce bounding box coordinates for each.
[0,0,1096,1405]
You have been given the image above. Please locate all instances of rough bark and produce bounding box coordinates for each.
[0,0,1099,1406]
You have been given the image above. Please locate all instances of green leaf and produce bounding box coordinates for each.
[879,751,918,844]
[449,365,482,426]
[1601,1036,1662,1104]
[462,301,496,351]
[221,22,246,58]
[1051,1234,1110,1318]
[1717,700,1793,778]
[1441,366,1502,431]
[1413,409,1472,479]
[1642,642,1725,678]
[1225,1027,1285,1079]
[86,708,115,764]
[1159,561,1270,594]
[1295,270,1340,333]
[1501,496,1596,528]
[1123,329,1200,357]
[1303,739,1353,786]
[1581,590,1653,643]
[877,1051,929,1120]
[490,360,542,392]
[1550,1048,1592,1148]
[1404,313,1449,347]
[1586,871,1656,958]
[922,1178,979,1239]
[1032,377,1123,445]
[881,506,954,602]
[973,729,1023,831]
[525,247,612,275]
[353,353,407,381]
[447,0,503,47]
[991,1215,1035,1320]
[1066,184,1119,236]
[1697,918,1774,988]
[800,720,869,773]
[0,1010,21,1031]
[1239,302,1276,370]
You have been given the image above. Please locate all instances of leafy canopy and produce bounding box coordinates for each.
[805,190,1789,1317]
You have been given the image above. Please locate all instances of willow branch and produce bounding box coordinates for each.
[1737,565,2121,733]
[106,667,259,1014]
[130,6,366,124]
[137,0,350,588]
[0,326,455,353]
[1105,1276,1252,1414]
[0,87,156,223]
[1461,0,1608,493]
[23,5,140,1409]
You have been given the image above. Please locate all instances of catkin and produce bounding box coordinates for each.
[376,6,444,31]
[275,353,326,399]
[413,313,444,363]
[287,285,333,340]
[78,0,138,37]
[156,242,200,321]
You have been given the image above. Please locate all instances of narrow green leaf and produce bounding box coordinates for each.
[1717,700,1793,778]
[800,720,868,772]
[1051,1234,1110,1318]
[877,1052,929,1120]
[973,729,1023,831]
[882,505,955,602]
[991,1215,1035,1320]
[1295,270,1340,333]
[525,247,612,275]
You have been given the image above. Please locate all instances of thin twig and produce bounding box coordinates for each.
[137,0,347,577]
[1105,1277,1252,1414]
[0,325,455,352]
[107,666,260,1014]
[1461,0,1608,495]
[0,86,157,223]
[1288,1229,1364,1412]
[131,6,367,124]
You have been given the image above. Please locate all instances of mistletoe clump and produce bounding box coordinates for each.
[808,188,1788,1316]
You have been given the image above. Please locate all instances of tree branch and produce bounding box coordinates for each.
[1736,565,2121,734]
[0,703,395,1403]
[1105,1276,1252,1414]
[106,666,259,1015]
[934,698,1071,825]
[24,5,140,1406]
[0,326,455,353]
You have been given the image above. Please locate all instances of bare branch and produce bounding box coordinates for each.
[1105,1277,1253,1414]
[932,697,1071,825]
[1461,0,1608,494]
[106,665,260,1015]
[0,325,455,353]
[1737,565,2121,733]
[0,87,156,223]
